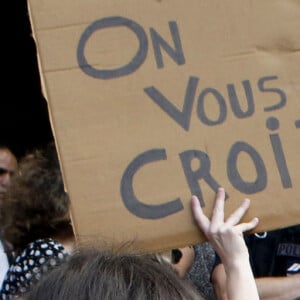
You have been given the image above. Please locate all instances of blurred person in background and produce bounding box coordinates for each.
[0,146,18,289]
[0,146,17,202]
[0,142,74,299]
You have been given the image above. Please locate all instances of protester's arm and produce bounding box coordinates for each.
[255,274,300,300]
[211,264,229,300]
[212,260,300,300]
[191,187,259,300]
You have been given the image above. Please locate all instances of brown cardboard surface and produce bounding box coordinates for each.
[28,0,300,253]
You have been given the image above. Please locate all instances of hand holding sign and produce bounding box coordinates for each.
[191,187,259,300]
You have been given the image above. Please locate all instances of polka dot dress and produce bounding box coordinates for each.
[0,238,68,299]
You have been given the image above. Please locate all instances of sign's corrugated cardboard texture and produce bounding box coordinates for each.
[28,0,300,252]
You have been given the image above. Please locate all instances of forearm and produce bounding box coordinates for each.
[256,275,300,300]
[225,259,259,300]
[212,264,228,300]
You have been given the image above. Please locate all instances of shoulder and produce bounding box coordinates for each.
[14,238,69,274]
[22,238,67,256]
[1,238,69,297]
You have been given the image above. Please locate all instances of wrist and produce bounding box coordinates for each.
[223,255,251,273]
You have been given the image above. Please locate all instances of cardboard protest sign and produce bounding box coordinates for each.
[27,0,300,252]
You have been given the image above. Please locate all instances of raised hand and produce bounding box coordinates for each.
[191,187,260,300]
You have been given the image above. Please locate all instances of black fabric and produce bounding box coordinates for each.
[0,238,68,299]
[188,243,216,300]
[213,224,300,278]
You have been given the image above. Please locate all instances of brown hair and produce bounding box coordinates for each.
[0,142,73,253]
[28,247,203,300]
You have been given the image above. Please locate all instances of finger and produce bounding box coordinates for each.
[191,195,210,234]
[210,187,225,229]
[225,198,251,226]
[235,217,259,233]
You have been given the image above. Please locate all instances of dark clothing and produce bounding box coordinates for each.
[0,238,68,299]
[187,243,216,300]
[213,224,300,277]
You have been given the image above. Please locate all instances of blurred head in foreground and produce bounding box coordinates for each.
[28,247,203,300]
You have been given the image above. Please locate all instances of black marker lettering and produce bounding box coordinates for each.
[144,76,199,131]
[197,87,227,126]
[227,141,267,194]
[150,21,185,69]
[227,80,255,118]
[266,117,292,188]
[77,16,148,79]
[120,149,184,219]
[258,76,287,111]
[180,150,224,206]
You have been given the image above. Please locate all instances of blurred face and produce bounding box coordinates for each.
[0,148,17,198]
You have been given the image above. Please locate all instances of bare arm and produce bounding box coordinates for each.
[191,187,259,300]
[211,264,228,300]
[255,274,300,300]
[212,262,300,300]
[212,258,259,300]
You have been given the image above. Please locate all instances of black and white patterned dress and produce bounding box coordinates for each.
[0,238,69,299]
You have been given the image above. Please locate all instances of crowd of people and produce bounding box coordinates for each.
[0,141,299,299]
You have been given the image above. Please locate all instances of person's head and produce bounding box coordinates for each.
[28,247,203,300]
[0,142,73,252]
[0,146,17,199]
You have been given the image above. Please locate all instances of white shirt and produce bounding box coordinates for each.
[0,240,9,289]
